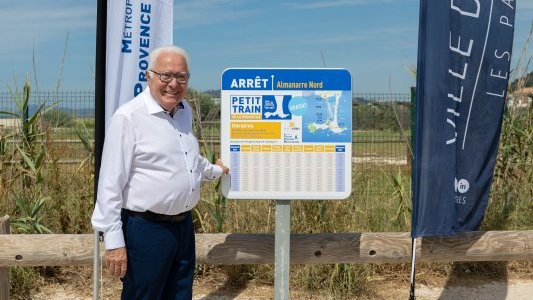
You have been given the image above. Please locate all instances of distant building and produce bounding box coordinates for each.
[507,87,533,109]
[0,118,18,130]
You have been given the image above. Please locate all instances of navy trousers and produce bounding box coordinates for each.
[121,210,195,300]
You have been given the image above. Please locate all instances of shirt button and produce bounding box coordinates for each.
[192,189,194,192]
[185,151,188,155]
[190,170,192,173]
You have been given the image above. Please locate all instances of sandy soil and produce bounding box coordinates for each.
[25,265,533,299]
[31,278,533,300]
[415,280,533,300]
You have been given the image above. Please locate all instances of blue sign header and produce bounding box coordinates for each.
[222,68,351,91]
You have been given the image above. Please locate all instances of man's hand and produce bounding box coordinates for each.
[105,247,127,278]
[215,159,230,174]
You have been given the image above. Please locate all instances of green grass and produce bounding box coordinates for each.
[0,105,530,299]
[354,129,409,140]
[50,127,95,140]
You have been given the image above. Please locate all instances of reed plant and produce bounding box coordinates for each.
[0,76,52,234]
[482,21,533,231]
[483,92,533,231]
[0,77,94,297]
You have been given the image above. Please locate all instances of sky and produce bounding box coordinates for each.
[0,0,531,93]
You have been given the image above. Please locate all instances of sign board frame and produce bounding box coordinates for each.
[220,68,353,200]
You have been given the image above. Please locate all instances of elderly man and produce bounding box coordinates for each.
[92,45,229,299]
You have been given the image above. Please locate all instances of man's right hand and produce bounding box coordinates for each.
[105,247,127,278]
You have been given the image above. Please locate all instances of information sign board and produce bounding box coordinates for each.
[220,68,352,200]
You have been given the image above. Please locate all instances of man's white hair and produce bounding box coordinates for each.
[148,45,190,71]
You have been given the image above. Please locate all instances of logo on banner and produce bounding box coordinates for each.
[119,2,154,96]
[455,178,470,194]
[454,177,470,205]
[444,0,514,148]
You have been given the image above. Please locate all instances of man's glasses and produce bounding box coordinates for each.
[150,69,190,84]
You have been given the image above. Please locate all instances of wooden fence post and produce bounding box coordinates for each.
[0,215,10,300]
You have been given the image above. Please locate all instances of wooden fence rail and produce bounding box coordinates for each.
[1,212,533,299]
[0,216,9,300]
[1,230,533,267]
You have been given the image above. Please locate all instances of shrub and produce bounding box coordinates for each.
[42,109,74,128]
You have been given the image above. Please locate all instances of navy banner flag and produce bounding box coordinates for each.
[412,0,516,237]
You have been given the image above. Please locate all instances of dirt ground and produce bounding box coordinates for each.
[26,264,533,300]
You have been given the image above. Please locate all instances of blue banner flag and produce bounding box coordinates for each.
[412,0,516,237]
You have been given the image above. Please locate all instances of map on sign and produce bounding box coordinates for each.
[290,91,351,143]
[220,68,353,200]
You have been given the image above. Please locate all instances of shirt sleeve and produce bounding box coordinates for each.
[198,155,224,181]
[91,114,135,250]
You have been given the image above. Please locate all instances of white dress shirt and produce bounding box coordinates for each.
[91,87,223,250]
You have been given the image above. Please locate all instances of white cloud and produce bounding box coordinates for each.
[0,1,95,55]
[200,25,416,58]
[282,0,413,10]
[174,0,260,28]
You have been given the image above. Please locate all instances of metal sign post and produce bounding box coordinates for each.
[93,231,101,299]
[274,200,291,300]
[220,68,353,299]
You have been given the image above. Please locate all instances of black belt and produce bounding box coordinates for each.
[123,209,188,223]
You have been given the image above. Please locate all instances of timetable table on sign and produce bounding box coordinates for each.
[229,144,347,198]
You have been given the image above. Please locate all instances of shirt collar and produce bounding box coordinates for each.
[143,87,185,116]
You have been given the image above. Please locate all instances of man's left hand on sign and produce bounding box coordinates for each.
[105,247,128,278]
[215,159,230,175]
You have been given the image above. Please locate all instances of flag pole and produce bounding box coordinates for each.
[94,0,107,299]
[409,237,417,300]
